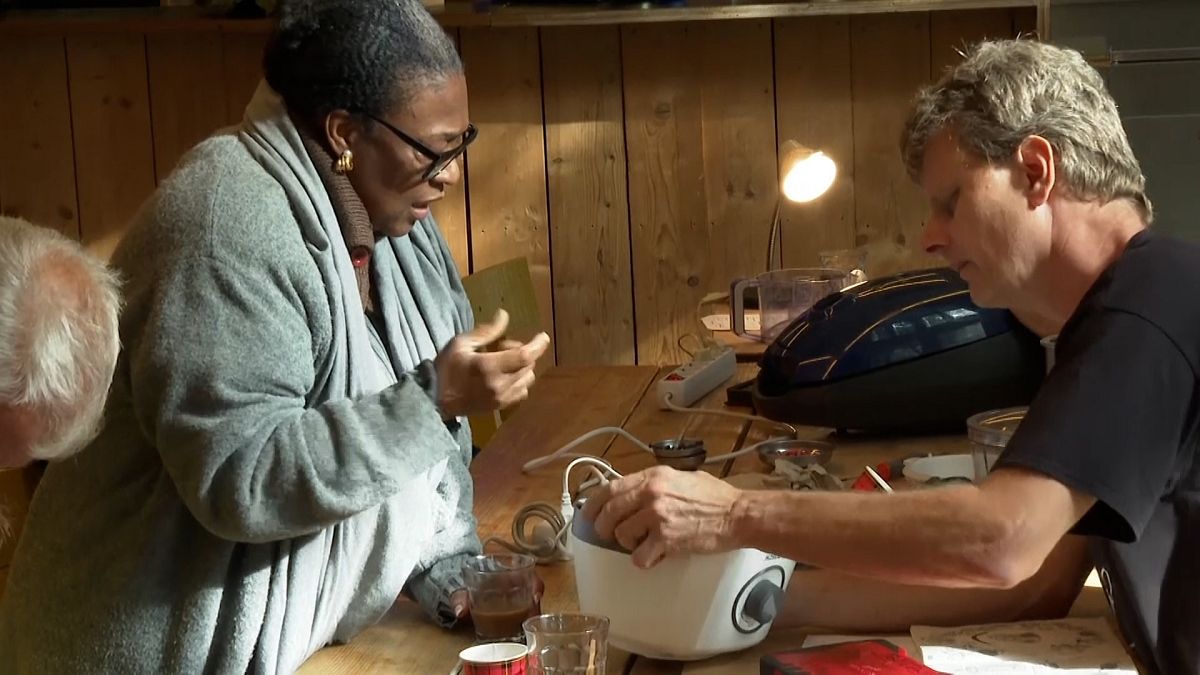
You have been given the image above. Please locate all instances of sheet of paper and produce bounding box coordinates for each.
[910,617,1136,674]
[701,311,758,332]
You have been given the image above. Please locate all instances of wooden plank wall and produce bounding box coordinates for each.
[0,9,1033,367]
[541,26,635,367]
[0,35,79,240]
[0,31,270,260]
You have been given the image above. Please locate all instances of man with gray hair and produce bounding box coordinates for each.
[581,39,1198,674]
[0,216,121,467]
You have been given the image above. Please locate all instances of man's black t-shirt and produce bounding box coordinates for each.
[995,229,1200,674]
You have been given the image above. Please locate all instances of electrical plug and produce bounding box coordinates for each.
[528,521,559,558]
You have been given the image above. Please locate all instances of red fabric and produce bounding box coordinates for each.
[761,640,947,674]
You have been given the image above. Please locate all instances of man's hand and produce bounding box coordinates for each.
[580,466,743,568]
[435,309,551,418]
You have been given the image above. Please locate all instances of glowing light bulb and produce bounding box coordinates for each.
[781,150,837,203]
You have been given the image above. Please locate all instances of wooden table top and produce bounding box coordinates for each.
[298,364,1106,674]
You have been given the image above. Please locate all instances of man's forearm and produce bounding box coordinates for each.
[775,535,1091,631]
[729,485,1022,588]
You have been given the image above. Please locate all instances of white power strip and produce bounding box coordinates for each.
[655,347,738,409]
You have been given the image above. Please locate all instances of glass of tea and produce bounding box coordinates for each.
[464,553,538,642]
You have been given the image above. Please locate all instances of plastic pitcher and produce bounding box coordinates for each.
[730,268,850,342]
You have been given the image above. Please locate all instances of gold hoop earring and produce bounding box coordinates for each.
[335,149,354,174]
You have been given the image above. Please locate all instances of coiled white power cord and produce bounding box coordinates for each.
[484,457,622,564]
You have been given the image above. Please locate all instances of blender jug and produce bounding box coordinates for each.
[730,268,849,342]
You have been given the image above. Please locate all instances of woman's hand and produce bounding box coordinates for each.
[435,309,551,418]
[450,574,545,621]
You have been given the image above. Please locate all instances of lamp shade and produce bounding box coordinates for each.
[779,140,836,203]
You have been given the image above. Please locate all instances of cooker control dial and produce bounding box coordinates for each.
[732,565,787,633]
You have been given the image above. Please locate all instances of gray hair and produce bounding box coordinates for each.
[901,39,1152,222]
[263,0,463,123]
[0,217,122,461]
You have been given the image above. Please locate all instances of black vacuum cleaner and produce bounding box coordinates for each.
[752,268,1045,433]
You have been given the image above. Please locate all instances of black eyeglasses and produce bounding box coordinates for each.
[366,114,477,180]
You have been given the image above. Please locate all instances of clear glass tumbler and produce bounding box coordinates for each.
[967,406,1027,481]
[523,613,609,675]
[463,554,538,643]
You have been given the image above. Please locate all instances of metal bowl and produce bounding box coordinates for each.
[650,438,707,472]
[755,438,835,469]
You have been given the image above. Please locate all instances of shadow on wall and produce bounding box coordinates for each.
[857,240,944,278]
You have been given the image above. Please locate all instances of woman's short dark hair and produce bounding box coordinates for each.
[264,0,462,123]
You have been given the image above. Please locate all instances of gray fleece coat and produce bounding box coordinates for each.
[0,112,481,673]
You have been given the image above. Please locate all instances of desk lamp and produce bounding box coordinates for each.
[765,140,837,270]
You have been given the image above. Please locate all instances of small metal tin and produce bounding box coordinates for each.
[755,438,835,469]
[650,438,707,471]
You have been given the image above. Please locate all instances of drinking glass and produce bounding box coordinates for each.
[464,554,538,642]
[523,613,609,675]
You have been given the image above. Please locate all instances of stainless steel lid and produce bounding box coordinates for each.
[755,438,835,468]
[651,438,706,471]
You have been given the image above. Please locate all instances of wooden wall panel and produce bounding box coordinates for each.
[147,34,227,183]
[931,9,1019,77]
[433,157,471,276]
[66,34,156,259]
[850,13,932,256]
[221,32,267,124]
[433,29,470,276]
[697,19,777,300]
[622,23,709,366]
[774,16,856,268]
[460,27,555,361]
[624,22,777,365]
[541,26,635,366]
[0,36,80,240]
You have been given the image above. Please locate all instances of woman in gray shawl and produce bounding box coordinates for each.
[0,0,549,672]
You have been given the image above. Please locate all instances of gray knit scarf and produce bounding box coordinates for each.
[235,82,474,671]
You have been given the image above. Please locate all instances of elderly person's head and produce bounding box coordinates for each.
[263,0,471,238]
[0,217,121,466]
[901,39,1149,309]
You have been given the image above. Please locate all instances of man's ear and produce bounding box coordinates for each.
[1015,135,1056,208]
[323,110,360,156]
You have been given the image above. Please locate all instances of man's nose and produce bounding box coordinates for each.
[920,213,948,256]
